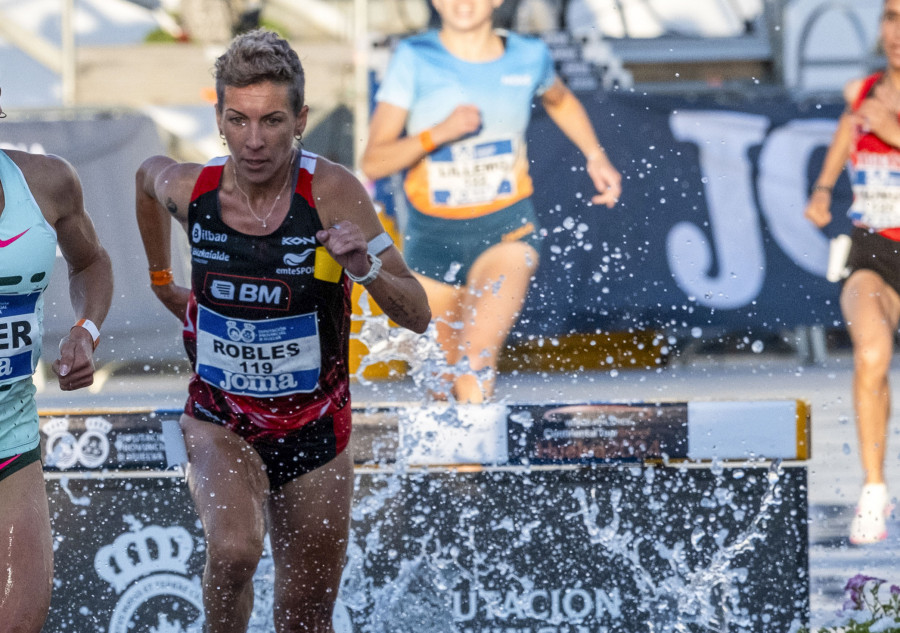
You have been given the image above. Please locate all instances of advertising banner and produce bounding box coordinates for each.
[40,407,809,632]
[517,90,851,336]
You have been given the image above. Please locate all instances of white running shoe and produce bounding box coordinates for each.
[849,483,892,545]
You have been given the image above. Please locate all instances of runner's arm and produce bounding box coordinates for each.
[361,101,481,181]
[135,156,194,319]
[47,155,113,389]
[541,78,621,208]
[314,161,431,333]
[804,86,857,228]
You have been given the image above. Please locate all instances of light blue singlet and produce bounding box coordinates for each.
[0,149,57,458]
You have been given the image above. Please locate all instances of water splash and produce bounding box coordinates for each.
[58,476,92,507]
[569,460,785,632]
[350,295,491,397]
[295,303,802,632]
[324,449,793,633]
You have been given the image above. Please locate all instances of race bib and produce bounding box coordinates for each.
[427,138,519,207]
[195,305,321,397]
[0,292,40,386]
[849,156,900,229]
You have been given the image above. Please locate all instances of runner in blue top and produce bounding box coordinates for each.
[362,0,622,403]
[0,85,113,632]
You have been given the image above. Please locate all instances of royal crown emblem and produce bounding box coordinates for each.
[95,525,194,594]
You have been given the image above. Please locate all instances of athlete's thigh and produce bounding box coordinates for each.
[415,272,468,360]
[179,414,269,541]
[415,272,465,323]
[265,450,354,597]
[461,240,539,333]
[0,461,52,618]
[466,240,539,298]
[841,269,900,348]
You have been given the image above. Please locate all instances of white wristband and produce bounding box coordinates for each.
[73,318,100,349]
[367,231,393,255]
[346,253,382,287]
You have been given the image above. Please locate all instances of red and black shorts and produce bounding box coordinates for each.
[847,226,900,298]
[187,395,352,491]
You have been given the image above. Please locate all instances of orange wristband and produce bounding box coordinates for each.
[418,129,437,153]
[150,268,174,286]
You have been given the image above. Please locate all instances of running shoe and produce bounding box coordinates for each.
[849,483,892,545]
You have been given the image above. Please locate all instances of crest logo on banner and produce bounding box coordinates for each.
[95,523,204,633]
[43,416,112,469]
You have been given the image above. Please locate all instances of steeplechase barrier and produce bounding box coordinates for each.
[39,399,810,633]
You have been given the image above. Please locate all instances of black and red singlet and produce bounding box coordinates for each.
[182,150,352,447]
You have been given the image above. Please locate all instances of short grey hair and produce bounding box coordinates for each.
[214,29,305,114]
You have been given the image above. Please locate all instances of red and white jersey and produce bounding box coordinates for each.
[848,72,900,239]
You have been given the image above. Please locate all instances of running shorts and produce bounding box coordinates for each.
[403,197,541,285]
[846,226,900,298]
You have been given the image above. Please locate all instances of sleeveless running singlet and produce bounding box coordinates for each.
[848,72,900,239]
[0,149,58,458]
[183,151,353,445]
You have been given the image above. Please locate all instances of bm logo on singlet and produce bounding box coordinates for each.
[204,273,290,311]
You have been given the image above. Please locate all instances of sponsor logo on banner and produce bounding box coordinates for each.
[40,414,168,470]
[451,583,622,628]
[664,112,842,311]
[95,524,204,633]
[43,416,112,469]
[507,404,689,463]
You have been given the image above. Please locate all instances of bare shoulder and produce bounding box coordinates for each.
[5,150,84,224]
[843,78,866,106]
[309,155,363,205]
[310,155,360,197]
[309,155,381,232]
[7,150,79,197]
[138,155,204,220]
[139,155,202,193]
